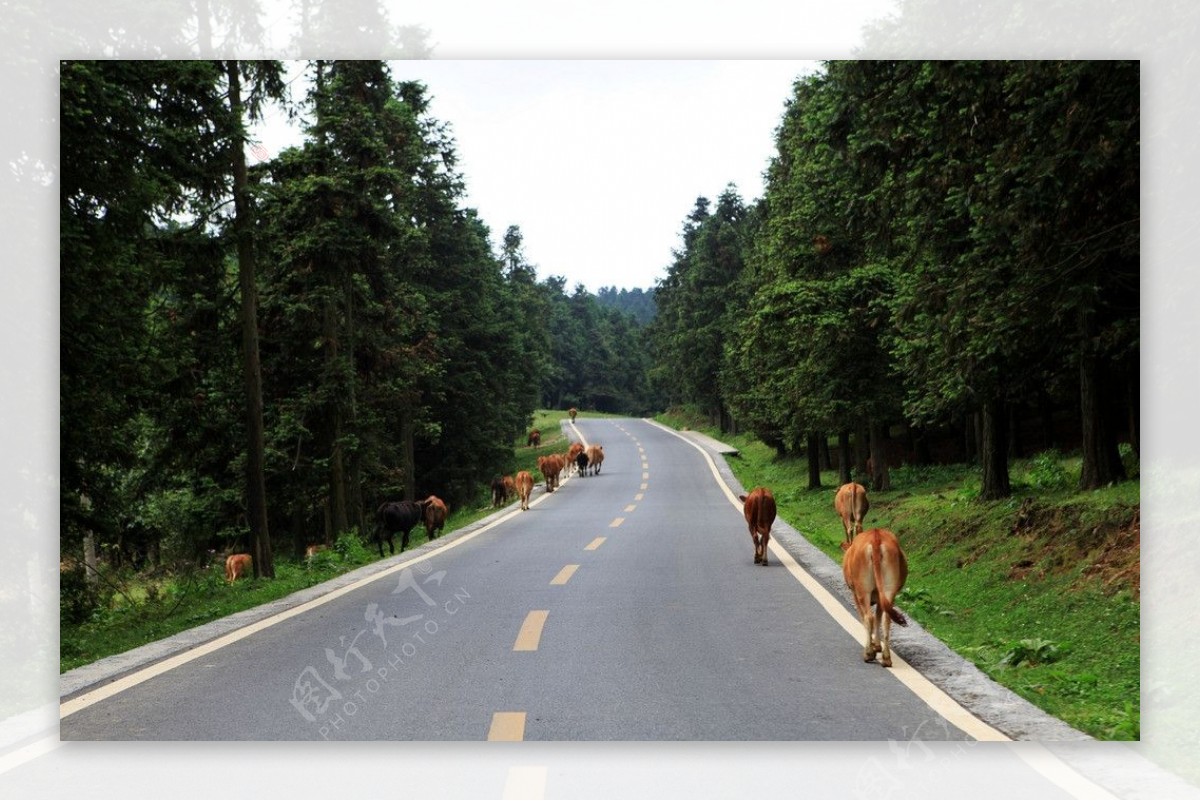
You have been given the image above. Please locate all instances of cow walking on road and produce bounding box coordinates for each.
[841,528,908,668]
[834,482,870,545]
[738,487,777,566]
[515,470,534,510]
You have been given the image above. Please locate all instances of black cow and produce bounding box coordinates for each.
[376,500,426,557]
[490,475,507,507]
[574,451,589,477]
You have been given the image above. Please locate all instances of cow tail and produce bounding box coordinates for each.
[872,539,908,627]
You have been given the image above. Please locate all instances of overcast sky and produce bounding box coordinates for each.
[256,60,820,293]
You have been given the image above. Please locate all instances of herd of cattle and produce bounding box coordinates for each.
[740,481,909,669]
[492,435,605,512]
[221,418,908,669]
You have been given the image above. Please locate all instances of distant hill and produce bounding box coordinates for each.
[594,286,656,325]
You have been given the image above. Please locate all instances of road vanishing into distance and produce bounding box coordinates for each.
[35,418,1160,797]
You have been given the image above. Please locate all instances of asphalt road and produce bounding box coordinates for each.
[61,420,1005,741]
[31,419,1195,797]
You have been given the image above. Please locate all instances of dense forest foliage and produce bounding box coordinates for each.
[651,60,1138,501]
[61,60,658,585]
[594,286,657,325]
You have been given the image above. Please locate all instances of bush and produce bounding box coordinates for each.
[1027,450,1072,491]
[998,637,1066,668]
[60,566,104,625]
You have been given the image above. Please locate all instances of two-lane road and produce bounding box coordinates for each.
[56,418,1054,765]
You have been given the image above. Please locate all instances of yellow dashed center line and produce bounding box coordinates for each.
[513,610,549,651]
[642,472,649,480]
[585,537,606,550]
[634,493,644,501]
[550,564,579,585]
[624,504,636,513]
[610,517,625,527]
[640,483,648,490]
[488,711,527,741]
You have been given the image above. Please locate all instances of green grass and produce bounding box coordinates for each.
[657,408,1140,741]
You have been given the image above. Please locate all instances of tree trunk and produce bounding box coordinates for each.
[979,397,1011,500]
[1008,403,1023,459]
[228,61,274,578]
[805,432,822,490]
[964,412,979,464]
[817,431,832,471]
[324,296,349,536]
[83,527,98,587]
[854,422,870,479]
[1079,345,1126,489]
[401,408,416,500]
[837,430,852,485]
[343,270,364,535]
[868,420,891,492]
[1126,353,1139,458]
[1037,389,1056,452]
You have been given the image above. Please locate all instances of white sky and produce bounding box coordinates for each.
[256,60,820,293]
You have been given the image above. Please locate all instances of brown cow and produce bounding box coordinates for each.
[225,553,252,583]
[834,482,870,545]
[539,454,564,492]
[584,443,604,475]
[840,528,908,667]
[422,495,448,540]
[304,544,328,559]
[527,429,541,447]
[566,442,585,475]
[503,475,516,503]
[569,407,578,423]
[515,470,534,510]
[738,487,777,566]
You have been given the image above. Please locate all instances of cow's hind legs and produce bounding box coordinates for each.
[878,607,894,667]
[859,606,878,663]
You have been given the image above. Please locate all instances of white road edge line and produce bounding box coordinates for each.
[61,456,571,720]
[641,417,1116,801]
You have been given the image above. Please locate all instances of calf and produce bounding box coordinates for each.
[738,487,777,566]
[422,495,448,540]
[304,544,328,560]
[376,500,425,557]
[515,470,534,510]
[574,450,589,477]
[527,429,541,447]
[841,528,908,667]
[834,482,870,545]
[225,553,252,583]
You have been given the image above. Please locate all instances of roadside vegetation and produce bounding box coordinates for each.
[658,408,1140,741]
